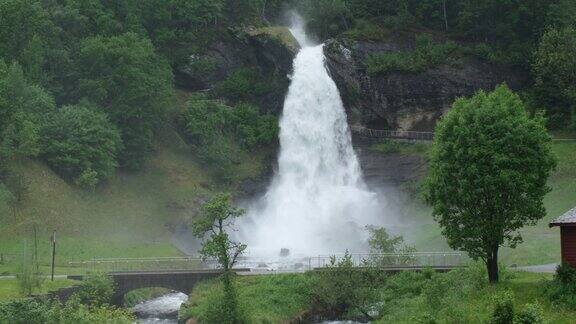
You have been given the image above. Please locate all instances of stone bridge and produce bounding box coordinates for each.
[68,269,246,305]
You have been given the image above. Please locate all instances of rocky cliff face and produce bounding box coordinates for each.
[174,27,297,115]
[324,35,526,131]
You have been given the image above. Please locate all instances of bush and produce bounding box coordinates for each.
[545,263,576,309]
[40,104,122,189]
[516,302,543,324]
[0,299,50,324]
[231,103,278,149]
[216,67,272,102]
[0,298,133,324]
[371,141,401,154]
[73,273,116,307]
[366,34,460,75]
[178,95,278,181]
[312,251,386,321]
[180,278,247,324]
[490,291,515,324]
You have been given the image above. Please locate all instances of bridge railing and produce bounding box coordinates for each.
[309,252,465,269]
[350,125,434,141]
[69,252,466,274]
[68,257,214,274]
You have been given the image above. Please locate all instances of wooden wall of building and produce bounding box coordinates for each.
[561,226,576,268]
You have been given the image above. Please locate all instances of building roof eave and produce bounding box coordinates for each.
[549,207,576,228]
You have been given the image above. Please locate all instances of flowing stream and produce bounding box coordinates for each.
[133,292,188,323]
[240,15,384,259]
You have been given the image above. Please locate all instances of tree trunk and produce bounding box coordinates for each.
[442,0,449,31]
[486,246,499,283]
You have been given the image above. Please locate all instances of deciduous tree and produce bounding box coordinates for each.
[192,193,246,323]
[424,85,556,283]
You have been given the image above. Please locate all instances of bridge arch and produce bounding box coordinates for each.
[108,270,224,306]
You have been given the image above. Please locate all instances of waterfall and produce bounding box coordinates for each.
[241,16,383,257]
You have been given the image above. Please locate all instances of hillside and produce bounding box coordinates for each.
[0,91,272,274]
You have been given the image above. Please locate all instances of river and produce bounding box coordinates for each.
[133,292,188,323]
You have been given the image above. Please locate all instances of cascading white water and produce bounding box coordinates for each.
[240,16,383,258]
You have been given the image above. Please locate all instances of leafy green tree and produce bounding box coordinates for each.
[533,27,576,129]
[0,61,55,159]
[424,85,556,283]
[0,0,50,62]
[192,193,246,324]
[297,0,351,39]
[179,95,235,180]
[21,35,45,84]
[77,32,173,170]
[40,103,122,189]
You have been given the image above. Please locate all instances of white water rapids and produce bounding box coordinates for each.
[239,16,384,258]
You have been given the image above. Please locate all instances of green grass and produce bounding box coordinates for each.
[0,278,78,301]
[377,270,576,323]
[180,274,314,323]
[370,140,431,156]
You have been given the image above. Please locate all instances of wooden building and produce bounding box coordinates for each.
[550,207,576,268]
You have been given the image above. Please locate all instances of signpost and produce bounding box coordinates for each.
[51,230,56,281]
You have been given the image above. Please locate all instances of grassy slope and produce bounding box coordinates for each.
[180,271,576,323]
[380,139,576,266]
[0,90,267,275]
[378,271,576,324]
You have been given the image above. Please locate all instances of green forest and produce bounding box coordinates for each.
[1,0,575,195]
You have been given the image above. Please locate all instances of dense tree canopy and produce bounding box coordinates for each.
[40,104,122,189]
[0,62,55,159]
[533,27,576,129]
[424,85,556,283]
[0,0,573,194]
[77,32,173,170]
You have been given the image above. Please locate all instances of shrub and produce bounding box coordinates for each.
[312,251,386,321]
[516,302,543,324]
[216,67,271,102]
[47,297,133,323]
[231,103,278,149]
[178,95,278,181]
[366,34,460,75]
[490,291,515,324]
[40,103,122,188]
[0,298,133,324]
[371,141,401,154]
[545,263,576,309]
[0,299,50,324]
[73,273,116,307]
[180,278,247,324]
